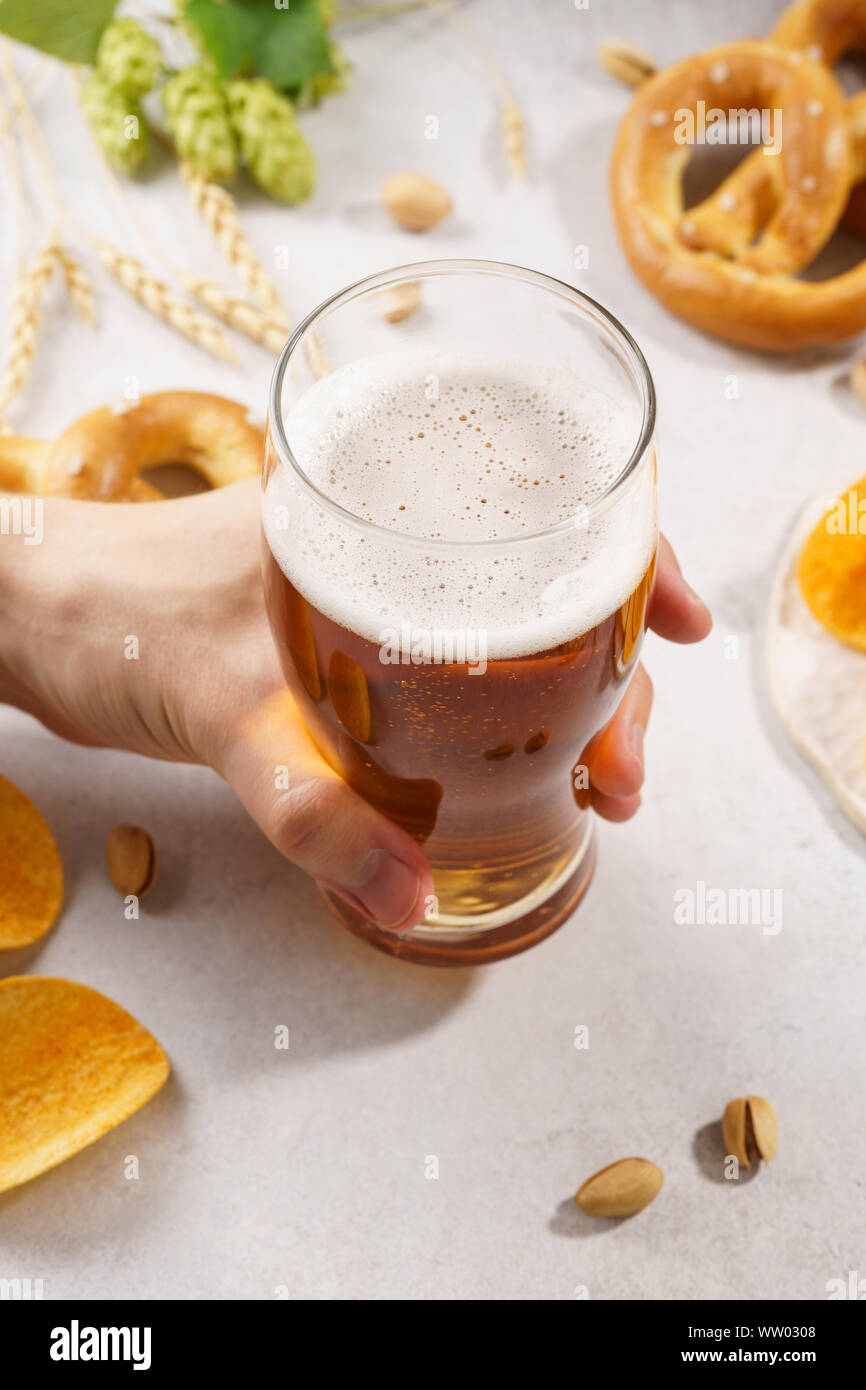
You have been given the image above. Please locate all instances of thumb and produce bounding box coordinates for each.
[217,692,433,932]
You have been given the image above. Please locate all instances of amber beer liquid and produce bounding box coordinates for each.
[263,335,658,964]
[263,553,656,923]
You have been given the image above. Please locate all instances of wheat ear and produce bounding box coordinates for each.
[57,248,97,325]
[178,160,331,375]
[304,335,333,379]
[425,0,526,179]
[500,96,525,179]
[5,58,236,364]
[182,276,288,352]
[95,242,238,363]
[179,162,287,326]
[0,233,60,433]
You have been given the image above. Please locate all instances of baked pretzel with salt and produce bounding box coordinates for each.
[0,391,263,501]
[611,0,866,351]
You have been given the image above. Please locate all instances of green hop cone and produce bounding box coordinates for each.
[295,43,352,111]
[81,71,149,173]
[94,17,161,99]
[163,66,238,182]
[227,79,315,205]
[316,0,338,29]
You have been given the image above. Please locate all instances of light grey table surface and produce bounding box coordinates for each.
[1,0,864,1301]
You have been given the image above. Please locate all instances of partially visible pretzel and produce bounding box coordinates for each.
[610,0,866,351]
[771,0,866,61]
[0,391,263,501]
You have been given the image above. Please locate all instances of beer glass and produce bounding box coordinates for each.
[263,261,657,964]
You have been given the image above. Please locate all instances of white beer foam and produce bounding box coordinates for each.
[264,350,656,659]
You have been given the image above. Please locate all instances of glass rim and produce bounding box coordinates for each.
[267,258,656,552]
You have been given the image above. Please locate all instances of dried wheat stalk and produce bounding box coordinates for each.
[0,232,60,433]
[178,160,333,375]
[501,96,525,179]
[179,162,287,326]
[304,333,333,379]
[425,0,526,179]
[57,248,97,325]
[183,276,287,352]
[95,241,238,363]
[187,270,332,374]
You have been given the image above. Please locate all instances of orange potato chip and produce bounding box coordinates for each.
[0,977,169,1194]
[0,775,63,947]
[798,475,866,650]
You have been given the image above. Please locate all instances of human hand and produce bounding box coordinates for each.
[579,534,712,823]
[0,483,711,932]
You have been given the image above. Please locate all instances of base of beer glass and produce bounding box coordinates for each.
[319,823,597,966]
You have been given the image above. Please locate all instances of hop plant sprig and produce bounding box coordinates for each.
[82,18,161,173]
[294,43,352,111]
[163,66,238,182]
[315,0,338,29]
[94,17,161,99]
[81,71,150,174]
[80,9,333,201]
[227,79,316,205]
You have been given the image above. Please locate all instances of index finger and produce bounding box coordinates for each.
[648,534,713,643]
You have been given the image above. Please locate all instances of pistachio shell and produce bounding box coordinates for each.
[575,1156,664,1218]
[382,281,422,323]
[105,825,157,899]
[381,172,452,232]
[722,1097,749,1166]
[598,39,657,87]
[722,1095,778,1167]
[746,1095,778,1163]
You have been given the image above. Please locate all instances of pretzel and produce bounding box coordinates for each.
[610,0,866,351]
[0,391,263,501]
[771,0,866,61]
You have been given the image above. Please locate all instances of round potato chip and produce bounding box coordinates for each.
[798,474,866,650]
[0,775,63,948]
[0,977,169,1194]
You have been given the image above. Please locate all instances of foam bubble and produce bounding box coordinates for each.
[264,350,656,658]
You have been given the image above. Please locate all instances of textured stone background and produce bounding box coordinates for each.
[1,0,863,1299]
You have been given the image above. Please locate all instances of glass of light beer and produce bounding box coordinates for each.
[262,261,657,964]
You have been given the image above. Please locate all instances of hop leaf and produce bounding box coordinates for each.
[228,78,315,205]
[95,17,162,98]
[81,72,149,173]
[163,66,238,182]
[184,0,332,91]
[0,0,117,65]
[294,42,351,111]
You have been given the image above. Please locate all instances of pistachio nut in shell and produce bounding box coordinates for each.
[574,1157,664,1218]
[382,280,422,323]
[381,172,452,232]
[722,1095,778,1168]
[598,39,657,87]
[105,825,157,898]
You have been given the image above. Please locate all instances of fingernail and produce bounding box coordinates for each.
[353,849,420,931]
[628,721,644,769]
[319,882,370,919]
